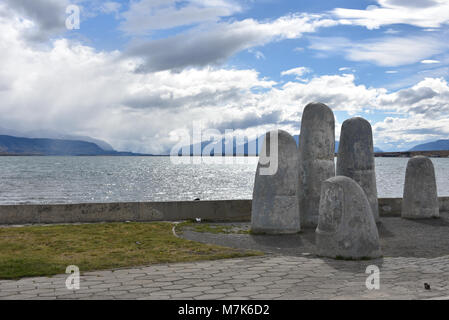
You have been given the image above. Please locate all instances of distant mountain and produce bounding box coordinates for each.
[25,129,115,151]
[0,135,109,156]
[181,134,383,156]
[409,139,449,151]
[0,135,152,156]
[0,127,114,151]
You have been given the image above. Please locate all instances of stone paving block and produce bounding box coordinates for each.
[129,287,162,294]
[203,289,235,294]
[102,290,129,296]
[1,294,39,300]
[183,286,213,292]
[113,285,143,291]
[144,281,172,287]
[250,293,283,299]
[194,294,226,300]
[233,286,267,292]
[141,295,171,300]
[170,292,204,299]
[0,291,20,297]
[90,282,123,289]
[222,296,250,300]
[210,284,235,290]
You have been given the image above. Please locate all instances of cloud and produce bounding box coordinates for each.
[125,14,337,72]
[421,59,440,64]
[122,67,274,111]
[1,2,449,154]
[1,22,448,154]
[211,111,283,132]
[119,0,242,35]
[99,1,121,17]
[281,67,311,77]
[371,77,449,148]
[281,67,311,81]
[385,86,438,106]
[379,77,449,116]
[385,0,441,8]
[266,74,385,115]
[384,28,399,34]
[0,9,281,153]
[332,0,449,29]
[309,35,448,67]
[1,0,71,42]
[251,50,266,60]
[373,116,449,149]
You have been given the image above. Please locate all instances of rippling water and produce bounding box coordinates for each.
[0,156,448,204]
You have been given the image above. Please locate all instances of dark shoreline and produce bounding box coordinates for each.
[1,152,449,157]
[373,150,449,158]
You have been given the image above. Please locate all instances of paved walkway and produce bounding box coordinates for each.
[1,254,449,300]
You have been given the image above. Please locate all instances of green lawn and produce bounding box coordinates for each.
[0,222,262,279]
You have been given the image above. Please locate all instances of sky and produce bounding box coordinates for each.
[0,0,448,153]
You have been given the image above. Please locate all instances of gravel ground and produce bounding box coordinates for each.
[179,212,449,259]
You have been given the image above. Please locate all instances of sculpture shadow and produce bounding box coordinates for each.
[249,229,316,255]
[376,221,396,238]
[406,217,449,227]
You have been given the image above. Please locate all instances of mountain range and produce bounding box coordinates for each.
[409,140,449,152]
[0,135,151,156]
[0,127,114,151]
[0,128,448,156]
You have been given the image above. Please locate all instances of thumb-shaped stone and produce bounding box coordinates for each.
[316,176,382,260]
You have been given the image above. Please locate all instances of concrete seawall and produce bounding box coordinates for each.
[1,198,449,225]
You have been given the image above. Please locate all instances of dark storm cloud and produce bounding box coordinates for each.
[380,86,439,109]
[125,23,264,72]
[407,102,449,117]
[211,111,283,132]
[395,87,438,105]
[386,0,439,8]
[4,0,69,42]
[123,87,245,110]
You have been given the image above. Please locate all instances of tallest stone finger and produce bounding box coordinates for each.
[298,102,336,228]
